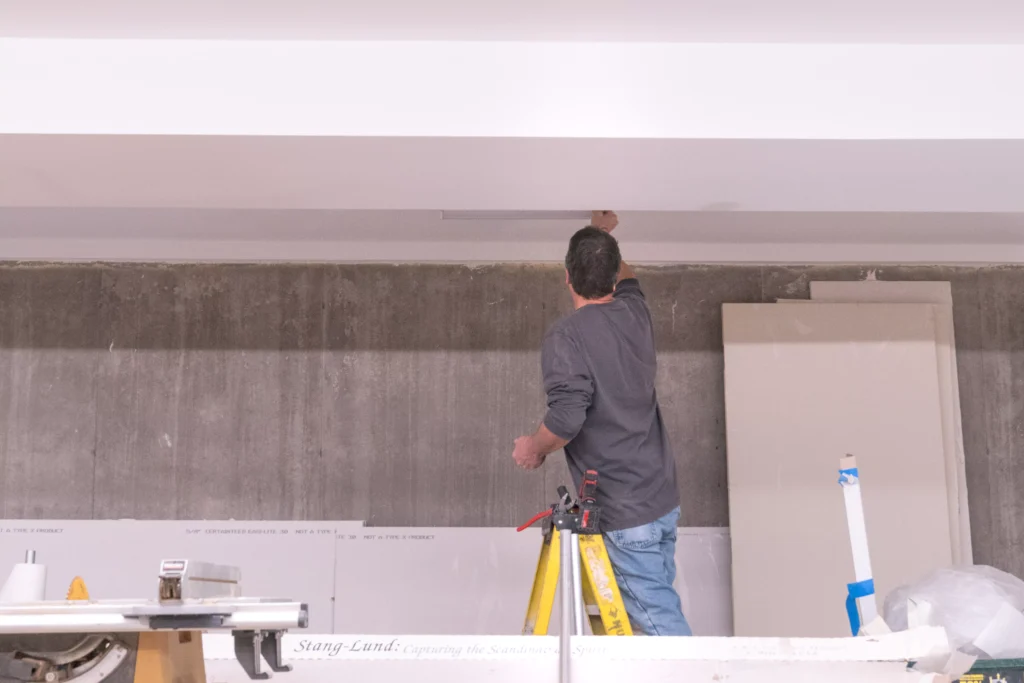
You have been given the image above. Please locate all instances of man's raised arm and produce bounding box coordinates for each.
[591,211,635,282]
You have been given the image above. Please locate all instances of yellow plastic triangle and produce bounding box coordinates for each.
[66,576,90,601]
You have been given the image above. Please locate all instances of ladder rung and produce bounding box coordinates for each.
[586,606,600,616]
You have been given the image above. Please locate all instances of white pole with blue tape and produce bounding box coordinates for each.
[839,454,878,635]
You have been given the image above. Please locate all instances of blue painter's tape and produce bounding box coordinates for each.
[846,579,875,635]
[838,468,859,486]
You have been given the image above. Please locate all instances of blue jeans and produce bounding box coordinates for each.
[603,506,692,636]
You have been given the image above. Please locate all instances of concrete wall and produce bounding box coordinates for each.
[0,263,1018,573]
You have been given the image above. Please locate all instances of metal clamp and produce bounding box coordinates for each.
[260,631,291,673]
[233,630,291,680]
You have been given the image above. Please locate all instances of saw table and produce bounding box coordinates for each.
[0,556,307,683]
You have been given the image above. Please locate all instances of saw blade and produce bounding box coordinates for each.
[62,641,129,683]
[10,636,129,682]
[21,637,109,668]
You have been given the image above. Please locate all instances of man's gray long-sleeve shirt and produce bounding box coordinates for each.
[541,278,679,532]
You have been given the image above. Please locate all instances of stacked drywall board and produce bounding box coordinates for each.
[723,284,966,637]
[0,520,732,636]
[334,526,731,635]
[0,520,354,633]
[201,627,952,683]
[808,281,971,566]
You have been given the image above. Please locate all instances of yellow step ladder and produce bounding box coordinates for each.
[520,470,633,639]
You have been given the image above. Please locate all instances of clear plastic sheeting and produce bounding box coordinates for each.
[884,565,1024,659]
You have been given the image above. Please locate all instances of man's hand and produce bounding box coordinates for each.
[512,435,546,470]
[513,424,568,470]
[591,210,619,233]
[591,210,634,282]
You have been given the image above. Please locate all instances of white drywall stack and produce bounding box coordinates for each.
[0,520,733,635]
[0,520,356,632]
[333,526,731,636]
[808,281,971,566]
[201,627,952,683]
[723,302,954,637]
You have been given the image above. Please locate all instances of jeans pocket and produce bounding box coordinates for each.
[609,522,660,551]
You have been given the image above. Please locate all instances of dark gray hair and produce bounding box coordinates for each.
[565,227,621,299]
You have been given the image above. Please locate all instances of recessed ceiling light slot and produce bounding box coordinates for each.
[439,210,591,221]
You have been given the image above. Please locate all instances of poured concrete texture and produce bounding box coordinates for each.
[0,263,1016,573]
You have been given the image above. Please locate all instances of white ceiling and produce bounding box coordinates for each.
[3,3,1024,263]
[3,208,1024,263]
[1,0,1022,43]
[4,208,1024,245]
[6,41,1022,144]
[6,41,1023,140]
[3,137,1023,213]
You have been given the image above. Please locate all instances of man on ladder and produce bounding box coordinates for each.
[512,210,692,637]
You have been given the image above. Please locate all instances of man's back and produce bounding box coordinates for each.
[512,215,691,636]
[541,278,679,532]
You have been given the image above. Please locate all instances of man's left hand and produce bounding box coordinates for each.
[513,435,545,470]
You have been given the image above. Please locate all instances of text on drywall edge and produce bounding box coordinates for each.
[338,534,437,541]
[292,639,610,658]
[295,639,400,656]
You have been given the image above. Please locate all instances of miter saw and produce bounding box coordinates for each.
[0,552,307,683]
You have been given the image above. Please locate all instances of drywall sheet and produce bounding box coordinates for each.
[333,527,732,636]
[809,281,971,565]
[205,660,920,683]
[675,527,733,637]
[202,628,950,683]
[722,303,953,637]
[334,527,541,635]
[0,520,357,632]
[0,521,730,636]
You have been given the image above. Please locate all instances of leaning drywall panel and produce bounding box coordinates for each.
[0,520,356,633]
[809,280,971,565]
[332,527,732,636]
[722,303,953,637]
